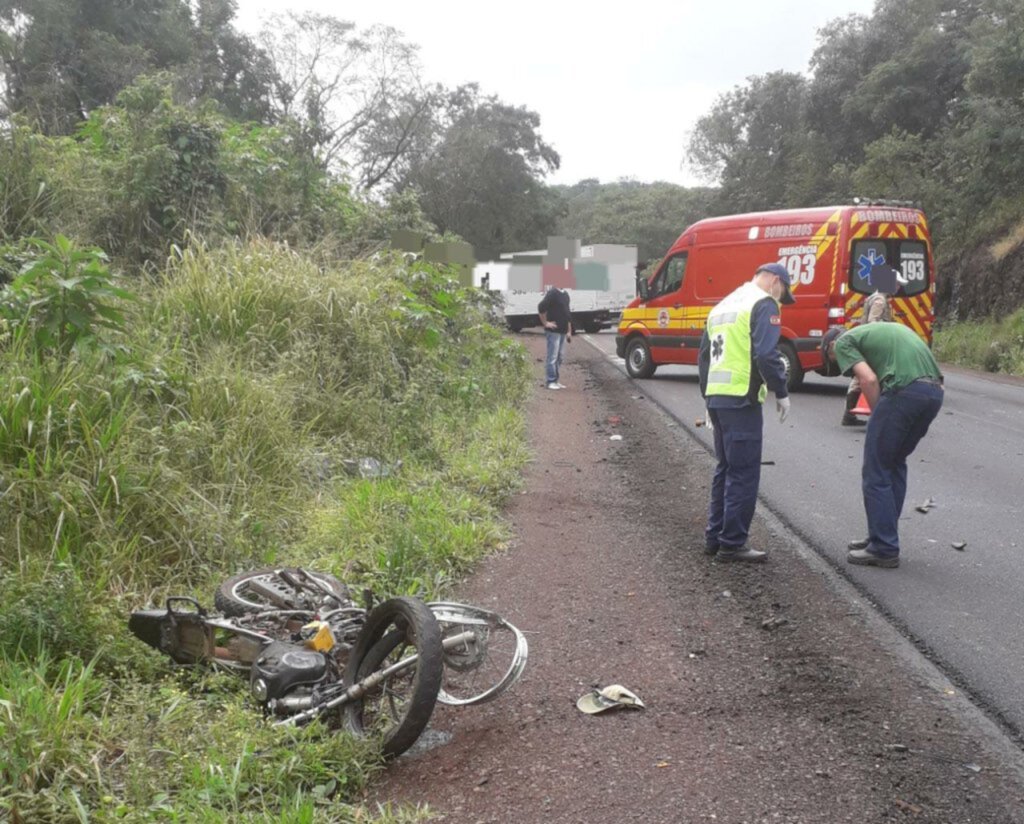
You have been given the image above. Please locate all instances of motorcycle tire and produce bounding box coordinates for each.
[214,567,350,617]
[343,597,443,759]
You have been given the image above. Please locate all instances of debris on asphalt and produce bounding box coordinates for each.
[952,541,967,551]
[915,496,936,514]
[609,434,623,441]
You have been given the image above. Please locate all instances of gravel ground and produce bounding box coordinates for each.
[368,330,1024,823]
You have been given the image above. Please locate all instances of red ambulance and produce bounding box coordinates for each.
[615,202,935,388]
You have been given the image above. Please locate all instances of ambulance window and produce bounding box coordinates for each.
[849,239,929,296]
[652,253,687,296]
[897,241,929,296]
[849,240,888,296]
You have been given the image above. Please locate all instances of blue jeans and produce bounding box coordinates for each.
[862,381,944,557]
[545,330,566,384]
[705,404,763,549]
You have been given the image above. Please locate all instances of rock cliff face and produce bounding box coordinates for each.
[937,224,1024,321]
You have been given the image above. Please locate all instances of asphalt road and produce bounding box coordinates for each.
[582,330,1024,740]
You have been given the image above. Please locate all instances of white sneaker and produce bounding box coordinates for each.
[553,382,566,389]
[546,383,561,390]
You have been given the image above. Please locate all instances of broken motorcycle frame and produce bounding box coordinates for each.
[129,567,528,758]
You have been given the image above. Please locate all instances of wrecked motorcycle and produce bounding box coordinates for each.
[129,567,528,758]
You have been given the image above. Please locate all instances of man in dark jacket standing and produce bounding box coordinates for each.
[698,263,795,563]
[538,287,572,390]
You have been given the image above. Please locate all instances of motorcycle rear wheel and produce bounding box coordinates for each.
[343,597,443,759]
[214,567,350,616]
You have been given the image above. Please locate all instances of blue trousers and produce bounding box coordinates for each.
[545,330,566,384]
[705,404,763,550]
[862,381,944,557]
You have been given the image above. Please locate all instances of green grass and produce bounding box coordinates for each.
[0,236,530,821]
[933,308,1024,375]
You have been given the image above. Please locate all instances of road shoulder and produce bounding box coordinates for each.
[369,330,1024,823]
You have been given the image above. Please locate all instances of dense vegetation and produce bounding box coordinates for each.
[0,235,530,820]
[685,0,1024,323]
[2,0,1023,818]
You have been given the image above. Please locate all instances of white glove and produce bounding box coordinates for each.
[704,406,714,432]
[776,395,791,423]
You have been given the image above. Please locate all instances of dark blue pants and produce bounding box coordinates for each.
[705,404,763,550]
[863,381,944,557]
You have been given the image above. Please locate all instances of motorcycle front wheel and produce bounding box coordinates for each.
[342,597,443,759]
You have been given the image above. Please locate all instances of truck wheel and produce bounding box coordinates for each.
[582,320,602,334]
[778,341,804,391]
[625,337,656,379]
[507,320,524,333]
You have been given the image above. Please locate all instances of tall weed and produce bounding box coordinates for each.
[0,235,529,821]
[934,309,1024,374]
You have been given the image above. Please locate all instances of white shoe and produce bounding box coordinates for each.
[546,383,561,390]
[553,382,566,389]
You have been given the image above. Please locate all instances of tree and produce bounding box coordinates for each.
[686,71,811,213]
[257,13,430,179]
[187,0,276,123]
[553,179,716,265]
[1,0,193,133]
[398,84,561,261]
[0,0,275,133]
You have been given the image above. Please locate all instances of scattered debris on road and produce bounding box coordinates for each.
[915,496,936,514]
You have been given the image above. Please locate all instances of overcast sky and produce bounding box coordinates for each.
[235,0,878,187]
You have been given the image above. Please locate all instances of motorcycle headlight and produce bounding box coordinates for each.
[251,677,269,702]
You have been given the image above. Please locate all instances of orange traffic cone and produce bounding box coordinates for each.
[851,392,871,416]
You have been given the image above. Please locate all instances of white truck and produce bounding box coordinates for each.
[473,237,638,334]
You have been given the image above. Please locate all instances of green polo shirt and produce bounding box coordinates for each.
[834,323,942,394]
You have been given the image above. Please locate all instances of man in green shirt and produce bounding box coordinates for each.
[822,323,944,568]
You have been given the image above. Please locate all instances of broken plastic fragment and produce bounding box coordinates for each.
[952,541,967,551]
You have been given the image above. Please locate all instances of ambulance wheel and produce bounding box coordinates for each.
[778,342,804,390]
[625,338,656,379]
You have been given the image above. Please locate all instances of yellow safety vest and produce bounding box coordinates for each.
[705,282,777,403]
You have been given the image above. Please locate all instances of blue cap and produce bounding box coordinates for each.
[756,262,796,304]
[756,262,792,285]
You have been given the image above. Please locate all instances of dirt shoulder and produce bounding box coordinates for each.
[369,330,1024,823]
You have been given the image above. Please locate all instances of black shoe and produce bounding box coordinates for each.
[715,547,767,563]
[841,413,866,426]
[847,537,870,550]
[847,548,899,568]
[704,542,719,556]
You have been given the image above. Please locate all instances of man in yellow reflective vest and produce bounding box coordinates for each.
[698,263,795,563]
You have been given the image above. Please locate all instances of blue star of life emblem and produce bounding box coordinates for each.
[857,249,885,283]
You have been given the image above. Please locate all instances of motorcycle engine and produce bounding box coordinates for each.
[250,640,328,705]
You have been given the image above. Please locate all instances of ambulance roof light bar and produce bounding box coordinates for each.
[852,197,919,208]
